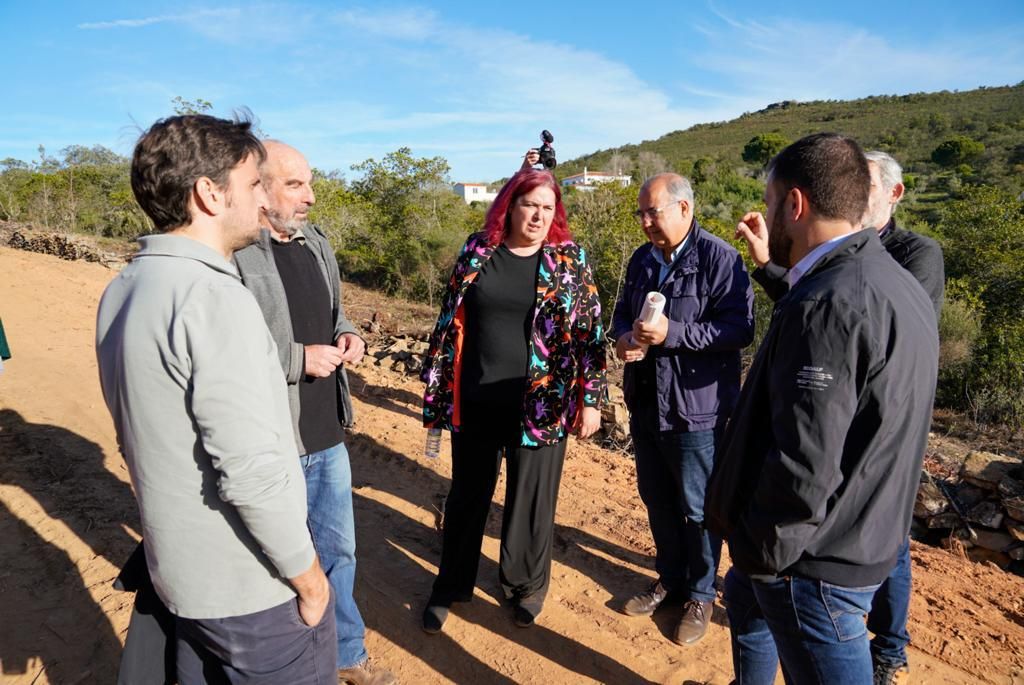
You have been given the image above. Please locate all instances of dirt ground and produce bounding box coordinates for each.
[2,244,1023,685]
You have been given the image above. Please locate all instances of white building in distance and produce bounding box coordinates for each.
[453,182,498,204]
[561,168,632,191]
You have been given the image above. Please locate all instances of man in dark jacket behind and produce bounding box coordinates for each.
[706,134,938,684]
[735,149,943,684]
[612,173,754,646]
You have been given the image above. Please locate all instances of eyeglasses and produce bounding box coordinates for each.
[633,200,682,222]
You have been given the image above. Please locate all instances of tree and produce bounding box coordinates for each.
[60,145,124,167]
[741,133,790,167]
[564,183,641,323]
[172,96,213,115]
[931,136,985,168]
[636,151,669,182]
[345,148,471,303]
[606,152,632,176]
[937,185,1024,425]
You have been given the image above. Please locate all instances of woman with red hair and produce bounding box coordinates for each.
[420,168,607,632]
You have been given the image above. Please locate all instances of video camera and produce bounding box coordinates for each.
[536,130,556,170]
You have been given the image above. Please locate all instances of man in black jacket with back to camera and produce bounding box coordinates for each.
[706,134,938,685]
[735,148,944,684]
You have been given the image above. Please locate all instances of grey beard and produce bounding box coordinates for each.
[268,212,308,236]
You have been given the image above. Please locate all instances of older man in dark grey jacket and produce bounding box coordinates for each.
[234,142,395,685]
[611,173,754,646]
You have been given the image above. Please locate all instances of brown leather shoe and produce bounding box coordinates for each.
[622,580,668,617]
[673,599,713,645]
[338,658,398,685]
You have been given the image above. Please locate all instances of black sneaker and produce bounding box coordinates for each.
[873,661,910,685]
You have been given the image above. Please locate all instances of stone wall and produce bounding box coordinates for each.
[915,450,1024,573]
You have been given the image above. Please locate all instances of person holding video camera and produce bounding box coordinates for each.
[419,166,606,633]
[521,130,557,171]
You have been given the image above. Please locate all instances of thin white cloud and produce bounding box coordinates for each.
[693,8,1024,103]
[78,6,310,45]
[331,7,439,40]
[78,9,238,30]
[72,3,1022,180]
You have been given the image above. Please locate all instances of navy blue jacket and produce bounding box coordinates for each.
[611,220,754,432]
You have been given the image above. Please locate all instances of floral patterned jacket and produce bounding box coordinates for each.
[421,232,607,447]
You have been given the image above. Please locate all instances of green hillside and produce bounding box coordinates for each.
[560,83,1024,222]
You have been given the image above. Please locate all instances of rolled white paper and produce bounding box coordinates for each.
[639,291,666,324]
[628,292,666,360]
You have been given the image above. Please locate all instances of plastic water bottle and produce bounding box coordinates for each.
[424,428,442,459]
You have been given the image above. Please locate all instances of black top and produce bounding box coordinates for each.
[753,219,945,320]
[878,220,945,319]
[460,244,541,434]
[272,239,345,453]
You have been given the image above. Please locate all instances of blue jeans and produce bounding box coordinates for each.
[631,420,722,602]
[301,442,366,669]
[724,567,879,685]
[867,537,911,666]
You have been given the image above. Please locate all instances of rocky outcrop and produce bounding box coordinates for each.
[914,450,1024,572]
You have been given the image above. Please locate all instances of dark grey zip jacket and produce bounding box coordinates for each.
[234,226,359,456]
[753,219,945,319]
[706,229,938,587]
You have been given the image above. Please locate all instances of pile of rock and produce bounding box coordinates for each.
[914,450,1024,572]
[8,230,102,262]
[601,385,630,445]
[370,334,429,376]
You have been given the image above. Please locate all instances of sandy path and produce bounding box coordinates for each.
[1,245,1022,684]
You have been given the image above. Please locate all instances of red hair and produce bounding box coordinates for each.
[482,169,571,246]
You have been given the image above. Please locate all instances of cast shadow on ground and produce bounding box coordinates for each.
[352,490,656,685]
[0,408,139,569]
[348,429,660,613]
[0,499,122,682]
[347,369,422,421]
[349,432,658,684]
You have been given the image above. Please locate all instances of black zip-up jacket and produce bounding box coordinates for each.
[706,229,938,587]
[753,220,945,319]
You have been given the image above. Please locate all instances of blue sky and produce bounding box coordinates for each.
[1,1,1021,182]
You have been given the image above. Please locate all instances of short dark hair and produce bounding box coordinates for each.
[766,133,870,225]
[130,114,265,232]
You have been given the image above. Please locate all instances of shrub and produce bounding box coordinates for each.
[931,136,985,167]
[742,133,791,167]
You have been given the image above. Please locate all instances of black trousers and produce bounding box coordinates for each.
[430,428,567,614]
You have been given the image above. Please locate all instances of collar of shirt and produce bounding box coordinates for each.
[877,218,895,241]
[786,232,854,288]
[135,234,240,279]
[269,225,306,245]
[652,230,693,284]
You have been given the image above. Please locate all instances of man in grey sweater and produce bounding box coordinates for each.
[234,142,395,685]
[96,115,335,683]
